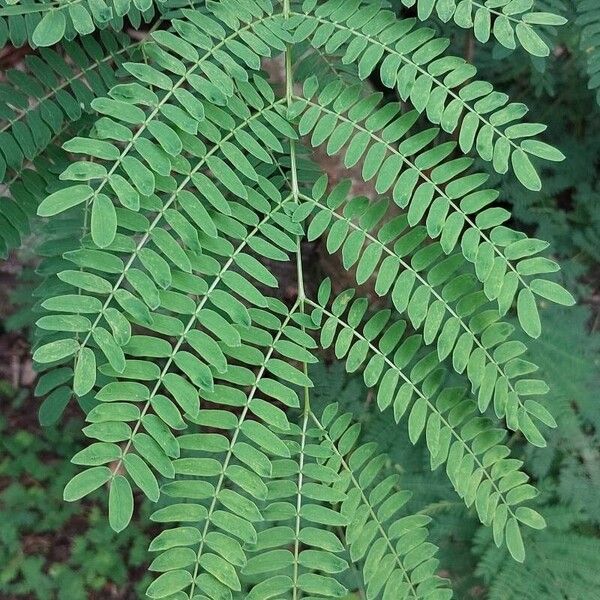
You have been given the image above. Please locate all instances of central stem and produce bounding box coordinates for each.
[284,0,305,302]
[283,7,311,597]
[283,0,309,420]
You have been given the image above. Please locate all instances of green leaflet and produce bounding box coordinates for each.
[73,347,97,396]
[517,288,541,339]
[38,386,71,426]
[31,10,66,47]
[63,466,112,502]
[109,475,134,532]
[37,185,94,217]
[34,339,80,364]
[91,194,118,248]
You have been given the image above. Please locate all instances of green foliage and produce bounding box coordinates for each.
[2,0,598,597]
[292,0,566,189]
[577,0,600,106]
[0,30,146,256]
[0,402,152,599]
[474,504,600,600]
[399,0,566,57]
[0,0,164,48]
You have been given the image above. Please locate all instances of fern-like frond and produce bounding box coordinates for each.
[309,281,546,561]
[0,31,142,254]
[33,72,291,389]
[54,171,297,519]
[145,298,316,599]
[291,0,565,188]
[31,0,301,529]
[147,361,451,599]
[0,125,79,258]
[292,83,575,337]
[33,1,289,219]
[296,176,555,445]
[0,0,163,47]
[400,0,566,57]
[0,31,135,180]
[312,404,453,599]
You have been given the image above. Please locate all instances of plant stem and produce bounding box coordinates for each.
[283,12,311,599]
[283,0,310,420]
[283,0,305,303]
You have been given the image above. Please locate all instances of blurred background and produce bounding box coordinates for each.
[1,0,600,598]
